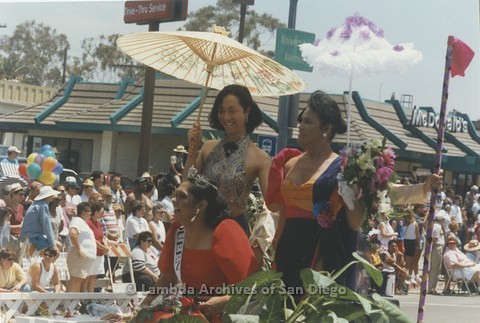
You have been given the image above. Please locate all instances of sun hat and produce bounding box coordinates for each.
[34,186,60,201]
[98,186,112,196]
[83,179,94,187]
[7,146,21,154]
[7,183,24,195]
[141,172,153,181]
[464,239,480,252]
[471,185,479,191]
[173,145,188,153]
[434,210,446,221]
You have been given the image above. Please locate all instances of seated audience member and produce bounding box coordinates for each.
[125,200,149,249]
[0,248,28,292]
[443,235,480,289]
[464,239,480,264]
[122,231,159,291]
[28,247,62,293]
[141,176,258,320]
[379,240,409,295]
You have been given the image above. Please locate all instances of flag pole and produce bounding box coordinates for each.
[416,35,454,323]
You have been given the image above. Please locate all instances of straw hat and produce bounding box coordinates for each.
[464,239,480,252]
[34,186,60,201]
[173,145,187,153]
[141,172,153,181]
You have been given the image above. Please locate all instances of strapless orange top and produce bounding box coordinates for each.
[281,177,315,219]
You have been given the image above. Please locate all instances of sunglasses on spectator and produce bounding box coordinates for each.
[145,239,153,243]
[4,257,14,261]
[44,253,55,258]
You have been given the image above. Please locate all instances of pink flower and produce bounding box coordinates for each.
[376,167,394,186]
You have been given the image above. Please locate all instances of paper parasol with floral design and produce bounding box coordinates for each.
[299,13,422,145]
[117,25,307,120]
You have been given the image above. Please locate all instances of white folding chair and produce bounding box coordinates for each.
[443,260,478,296]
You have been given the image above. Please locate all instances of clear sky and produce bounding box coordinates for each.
[2,0,479,119]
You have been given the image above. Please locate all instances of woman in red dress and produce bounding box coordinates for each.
[141,176,258,319]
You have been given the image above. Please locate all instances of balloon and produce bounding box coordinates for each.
[27,163,42,179]
[34,154,46,166]
[38,171,56,185]
[43,150,56,158]
[27,153,37,165]
[52,162,64,175]
[42,157,57,172]
[40,144,53,154]
[18,163,28,177]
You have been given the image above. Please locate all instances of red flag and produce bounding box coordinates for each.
[450,36,475,77]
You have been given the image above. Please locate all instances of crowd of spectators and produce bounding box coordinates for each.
[0,168,173,293]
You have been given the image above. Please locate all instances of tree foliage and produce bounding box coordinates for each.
[0,20,68,87]
[69,34,140,82]
[0,1,285,87]
[181,0,285,55]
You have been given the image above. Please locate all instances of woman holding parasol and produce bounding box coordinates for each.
[184,85,271,236]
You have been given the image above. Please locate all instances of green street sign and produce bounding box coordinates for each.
[274,28,315,72]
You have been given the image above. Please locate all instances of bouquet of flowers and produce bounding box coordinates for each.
[337,138,396,250]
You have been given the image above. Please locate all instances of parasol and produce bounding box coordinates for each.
[117,25,307,121]
[299,13,422,145]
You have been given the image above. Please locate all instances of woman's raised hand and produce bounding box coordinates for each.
[187,121,202,154]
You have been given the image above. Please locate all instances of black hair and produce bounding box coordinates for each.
[44,247,58,257]
[90,201,104,216]
[130,200,146,215]
[77,202,91,216]
[388,240,398,247]
[298,90,347,140]
[185,177,229,229]
[135,231,153,247]
[91,171,104,181]
[209,84,263,133]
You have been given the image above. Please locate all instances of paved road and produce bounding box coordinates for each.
[393,285,480,322]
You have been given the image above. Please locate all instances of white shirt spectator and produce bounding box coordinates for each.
[125,215,149,240]
[69,216,96,259]
[450,204,462,224]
